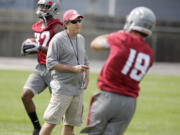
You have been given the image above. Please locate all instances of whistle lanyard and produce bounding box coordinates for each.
[67,33,80,65]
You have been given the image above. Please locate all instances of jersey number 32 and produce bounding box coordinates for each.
[35,31,50,47]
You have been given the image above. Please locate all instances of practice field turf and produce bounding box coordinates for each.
[0,69,180,135]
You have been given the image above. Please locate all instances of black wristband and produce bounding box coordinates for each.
[38,45,42,51]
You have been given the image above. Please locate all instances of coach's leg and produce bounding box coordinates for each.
[61,125,74,135]
[39,122,56,135]
[21,89,41,132]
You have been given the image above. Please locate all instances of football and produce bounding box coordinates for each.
[21,38,38,55]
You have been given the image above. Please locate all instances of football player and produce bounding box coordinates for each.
[80,7,156,135]
[21,0,63,135]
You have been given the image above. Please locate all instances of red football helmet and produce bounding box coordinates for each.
[36,0,61,18]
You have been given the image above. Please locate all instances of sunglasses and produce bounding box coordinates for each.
[70,19,82,24]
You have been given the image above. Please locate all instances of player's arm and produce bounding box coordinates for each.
[90,34,109,51]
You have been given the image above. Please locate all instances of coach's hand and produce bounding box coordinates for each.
[73,65,89,73]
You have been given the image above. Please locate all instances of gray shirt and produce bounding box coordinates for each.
[46,30,88,96]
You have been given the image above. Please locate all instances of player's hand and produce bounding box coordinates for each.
[73,65,89,73]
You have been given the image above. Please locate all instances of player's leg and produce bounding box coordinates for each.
[101,92,136,135]
[21,89,35,112]
[80,92,108,135]
[21,67,48,135]
[101,118,129,135]
[21,88,41,134]
[81,91,136,135]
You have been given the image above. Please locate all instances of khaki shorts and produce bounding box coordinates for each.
[43,92,84,126]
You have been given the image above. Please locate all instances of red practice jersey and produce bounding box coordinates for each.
[98,31,154,98]
[32,18,63,65]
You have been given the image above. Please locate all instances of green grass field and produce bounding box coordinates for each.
[0,69,180,135]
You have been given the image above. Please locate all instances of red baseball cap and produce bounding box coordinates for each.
[63,9,83,23]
